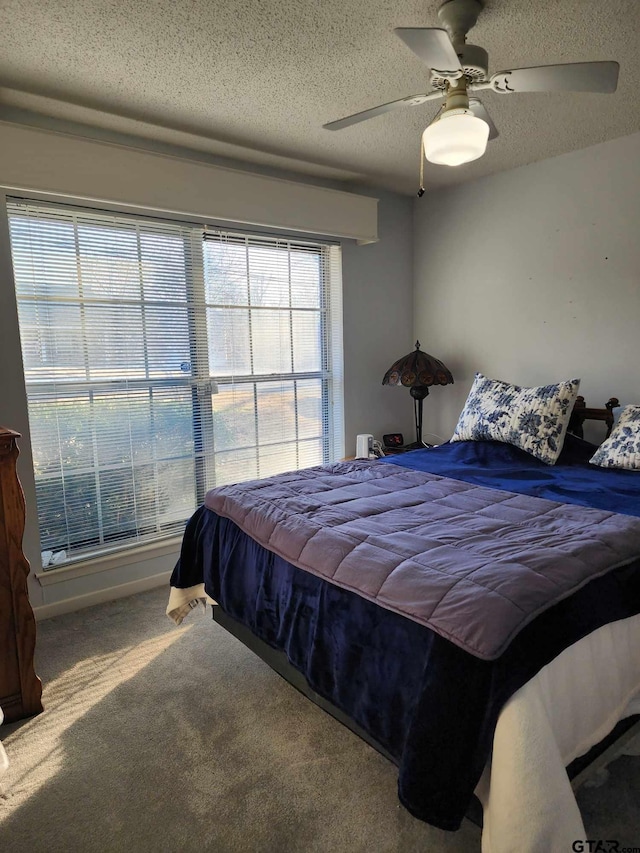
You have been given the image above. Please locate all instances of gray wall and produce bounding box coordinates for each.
[342,189,415,452]
[413,131,640,442]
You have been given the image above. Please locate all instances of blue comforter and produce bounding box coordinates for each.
[383,435,640,517]
[171,435,640,830]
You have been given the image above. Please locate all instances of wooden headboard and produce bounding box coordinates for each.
[568,397,620,440]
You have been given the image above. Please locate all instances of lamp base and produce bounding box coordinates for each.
[411,387,431,447]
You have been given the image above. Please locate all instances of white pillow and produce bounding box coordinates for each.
[451,373,581,465]
[589,405,640,470]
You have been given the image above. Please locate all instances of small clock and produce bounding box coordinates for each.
[383,433,404,448]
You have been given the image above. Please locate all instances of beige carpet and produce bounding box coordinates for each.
[0,588,637,852]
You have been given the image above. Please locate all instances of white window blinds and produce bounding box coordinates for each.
[7,199,343,568]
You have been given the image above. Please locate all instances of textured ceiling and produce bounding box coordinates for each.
[1,0,638,196]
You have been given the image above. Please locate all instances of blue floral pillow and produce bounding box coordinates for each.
[451,373,581,465]
[589,406,640,470]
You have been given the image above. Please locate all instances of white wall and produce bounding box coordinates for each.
[0,123,413,617]
[413,131,640,442]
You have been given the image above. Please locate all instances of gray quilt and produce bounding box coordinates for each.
[205,460,640,660]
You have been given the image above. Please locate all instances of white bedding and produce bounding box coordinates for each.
[476,613,640,853]
[167,583,214,625]
[168,587,640,851]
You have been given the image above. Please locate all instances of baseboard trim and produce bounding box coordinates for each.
[33,570,172,621]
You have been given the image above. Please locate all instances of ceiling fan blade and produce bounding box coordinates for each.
[394,28,462,75]
[468,98,499,140]
[491,61,619,94]
[323,91,442,131]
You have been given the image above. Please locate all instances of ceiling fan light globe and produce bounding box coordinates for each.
[422,112,490,166]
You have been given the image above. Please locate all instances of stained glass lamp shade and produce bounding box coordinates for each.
[382,341,454,447]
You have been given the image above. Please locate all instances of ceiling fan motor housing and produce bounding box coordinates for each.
[458,43,489,79]
[431,43,489,89]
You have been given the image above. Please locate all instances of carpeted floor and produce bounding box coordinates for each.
[0,587,638,853]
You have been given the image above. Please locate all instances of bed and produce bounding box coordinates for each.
[167,392,640,852]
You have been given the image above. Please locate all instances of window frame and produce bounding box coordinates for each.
[2,193,344,577]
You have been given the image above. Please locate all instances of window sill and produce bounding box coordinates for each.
[34,536,182,586]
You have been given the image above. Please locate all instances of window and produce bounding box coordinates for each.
[7,200,343,568]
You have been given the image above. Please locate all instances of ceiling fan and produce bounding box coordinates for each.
[324,0,619,168]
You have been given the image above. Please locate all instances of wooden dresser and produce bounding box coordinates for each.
[0,428,43,724]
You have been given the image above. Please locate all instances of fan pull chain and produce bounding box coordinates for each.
[417,136,426,198]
